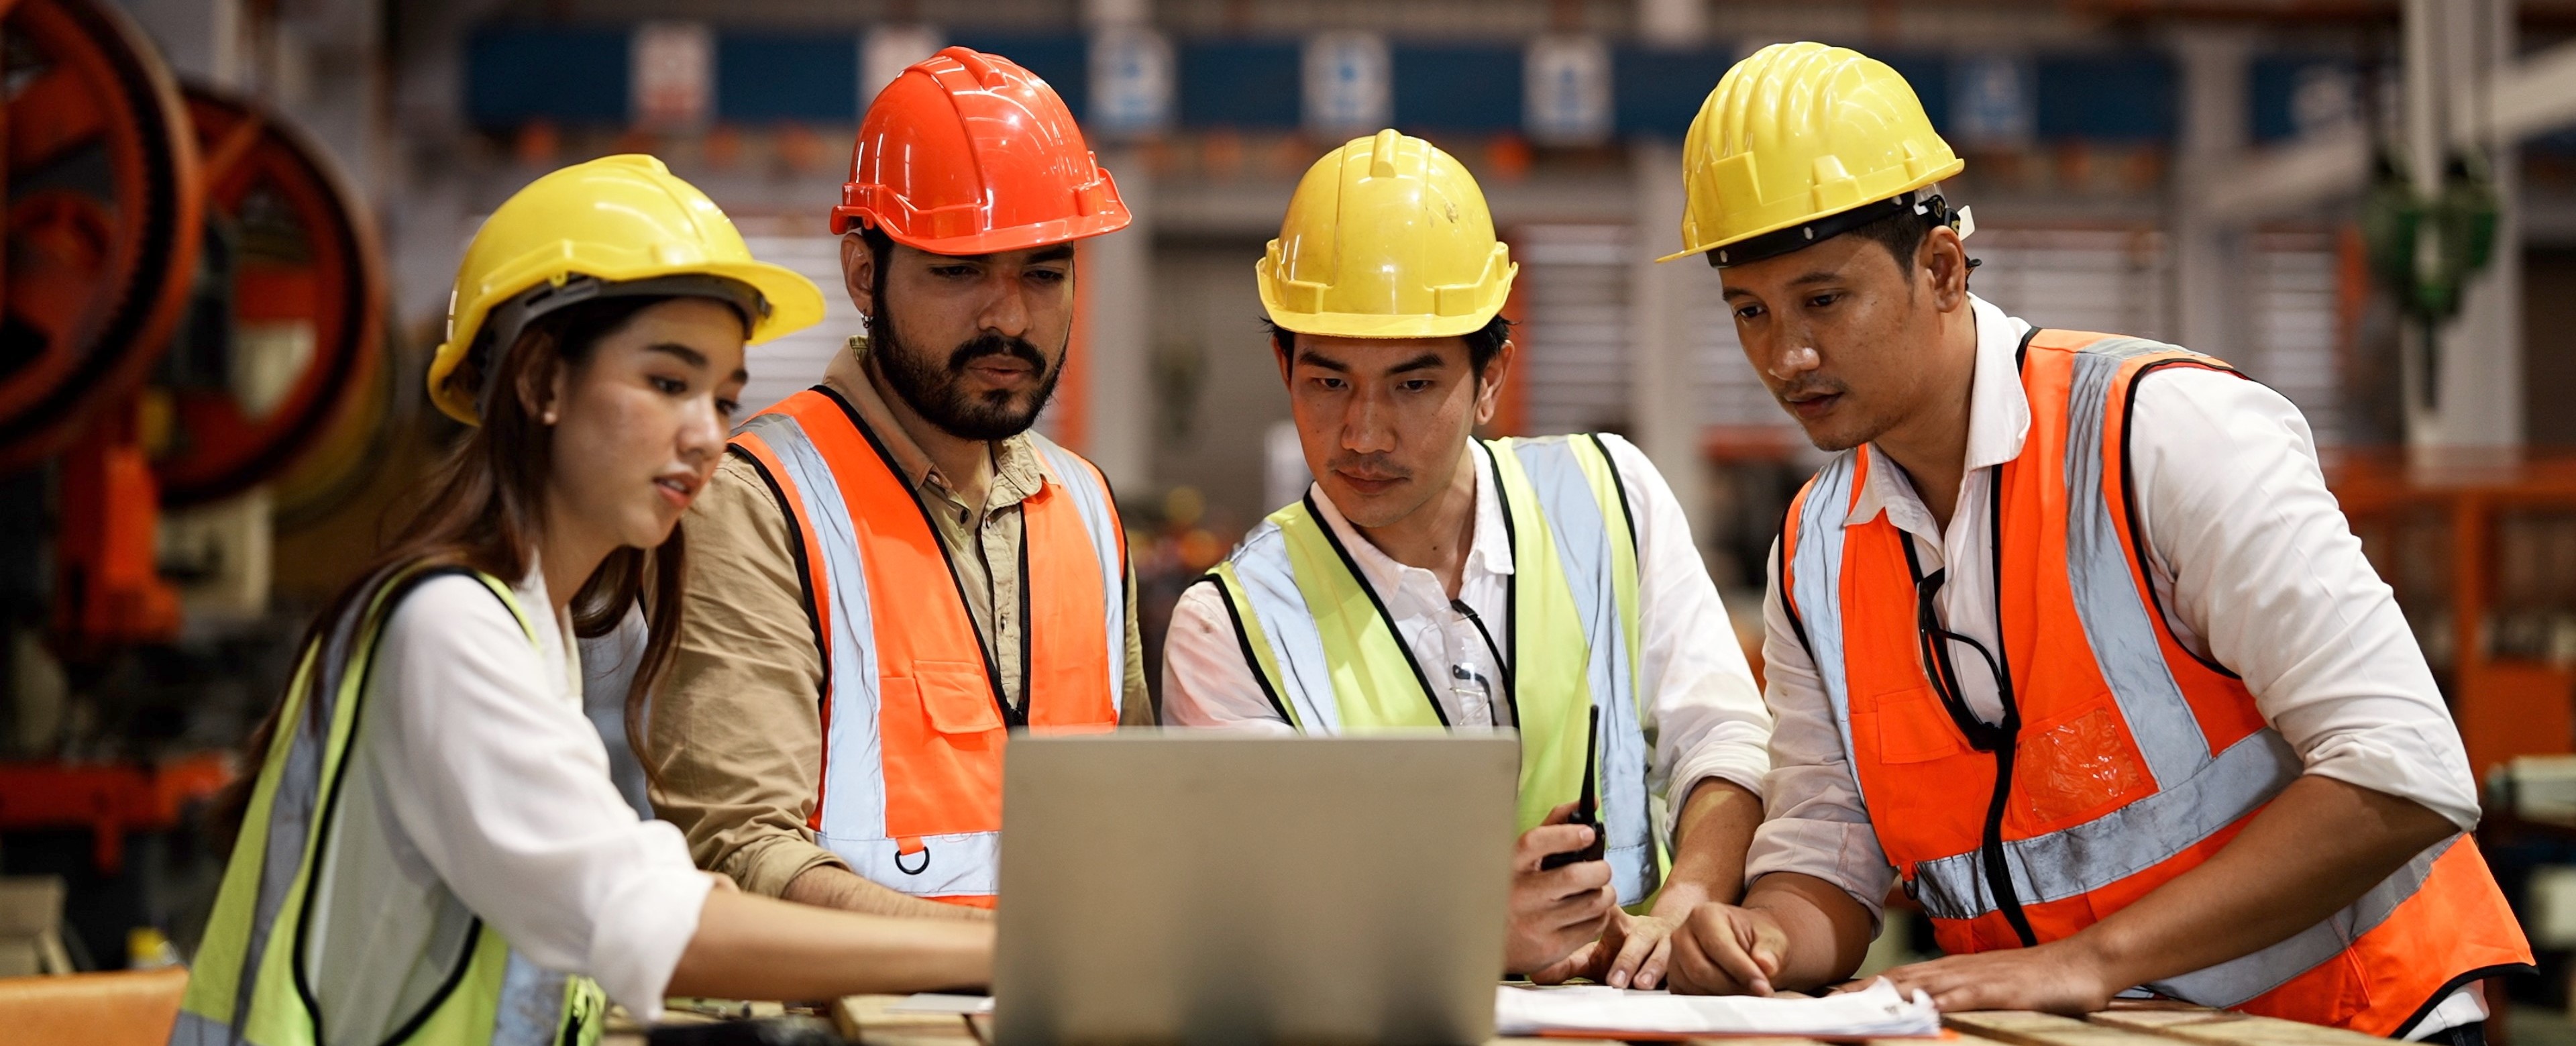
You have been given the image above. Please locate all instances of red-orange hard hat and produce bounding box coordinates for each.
[834,46,1131,253]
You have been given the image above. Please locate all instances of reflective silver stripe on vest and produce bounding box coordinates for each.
[1802,338,2414,1010]
[2064,338,2218,788]
[1909,729,2299,920]
[1028,433,1127,715]
[2148,835,2459,1008]
[1785,452,1863,763]
[1223,522,1344,731]
[1898,337,2309,923]
[167,1007,228,1045]
[824,831,1002,898]
[1226,440,1655,903]
[735,413,905,868]
[1506,437,1654,902]
[492,949,574,1046]
[226,566,388,1042]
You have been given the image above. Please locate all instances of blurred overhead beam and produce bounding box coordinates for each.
[2489,39,2576,144]
[2199,125,2371,223]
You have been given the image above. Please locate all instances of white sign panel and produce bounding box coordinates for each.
[1303,32,1391,137]
[1525,35,1612,146]
[2292,64,2359,137]
[863,24,945,111]
[631,21,712,129]
[1949,56,2035,148]
[1089,26,1173,138]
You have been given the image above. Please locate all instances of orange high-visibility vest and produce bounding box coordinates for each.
[728,386,1125,908]
[1778,329,2530,1035]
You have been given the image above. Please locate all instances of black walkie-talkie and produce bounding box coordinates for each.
[1539,706,1605,870]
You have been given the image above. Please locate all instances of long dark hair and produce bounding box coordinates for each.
[218,295,706,849]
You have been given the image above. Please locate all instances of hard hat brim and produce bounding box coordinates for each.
[1258,306,1505,342]
[1657,159,1963,264]
[835,204,1134,256]
[428,258,827,425]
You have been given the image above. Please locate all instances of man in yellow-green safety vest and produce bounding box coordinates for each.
[1159,129,1776,988]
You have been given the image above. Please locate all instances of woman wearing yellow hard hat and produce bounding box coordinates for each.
[1664,42,2528,1041]
[175,156,990,1046]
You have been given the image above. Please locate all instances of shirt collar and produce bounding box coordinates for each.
[1308,440,1516,594]
[824,335,1048,507]
[1845,294,2032,528]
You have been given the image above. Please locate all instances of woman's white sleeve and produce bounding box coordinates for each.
[369,576,714,1018]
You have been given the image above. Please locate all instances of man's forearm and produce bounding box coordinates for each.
[2072,774,2455,991]
[1744,872,1876,991]
[783,864,994,921]
[1652,778,1763,916]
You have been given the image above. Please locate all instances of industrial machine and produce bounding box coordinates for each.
[3,0,390,967]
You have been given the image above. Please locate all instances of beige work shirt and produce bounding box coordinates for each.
[648,339,1151,898]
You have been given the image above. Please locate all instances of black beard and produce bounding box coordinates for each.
[869,310,1062,442]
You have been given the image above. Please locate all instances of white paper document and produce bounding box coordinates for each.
[1495,978,1941,1039]
[888,993,995,1015]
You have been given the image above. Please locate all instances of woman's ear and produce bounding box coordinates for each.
[516,356,564,426]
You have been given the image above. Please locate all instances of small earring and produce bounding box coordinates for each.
[542,409,559,425]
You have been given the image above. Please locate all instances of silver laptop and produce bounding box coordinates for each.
[992,732,1519,1046]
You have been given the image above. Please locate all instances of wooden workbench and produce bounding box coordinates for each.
[812,995,2403,1046]
[607,996,2409,1045]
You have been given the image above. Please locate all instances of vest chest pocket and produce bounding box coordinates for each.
[1854,684,1974,764]
[906,661,1007,737]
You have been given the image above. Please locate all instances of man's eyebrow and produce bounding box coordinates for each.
[1385,354,1446,374]
[1293,348,1351,372]
[1026,244,1076,264]
[647,342,709,368]
[1788,270,1845,286]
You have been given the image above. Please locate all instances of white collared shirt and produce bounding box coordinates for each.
[1747,295,2483,1036]
[1162,437,1776,820]
[321,565,712,1033]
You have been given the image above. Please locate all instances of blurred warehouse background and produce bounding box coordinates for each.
[9,0,2576,1018]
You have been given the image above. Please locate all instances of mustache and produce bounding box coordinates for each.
[946,333,1048,373]
[1326,454,1410,481]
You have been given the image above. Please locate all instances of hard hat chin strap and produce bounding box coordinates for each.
[1707,187,1975,269]
[471,273,772,421]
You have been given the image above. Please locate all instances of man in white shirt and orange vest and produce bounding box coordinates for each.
[643,48,1146,918]
[1163,129,1776,985]
[1653,42,2530,1039]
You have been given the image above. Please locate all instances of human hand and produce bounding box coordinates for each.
[1875,939,2116,1014]
[1529,908,1679,988]
[1504,802,1615,975]
[1664,903,1790,996]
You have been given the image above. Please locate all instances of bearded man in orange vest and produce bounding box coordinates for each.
[1658,42,2530,1039]
[639,48,1146,919]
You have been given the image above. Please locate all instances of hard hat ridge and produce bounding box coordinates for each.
[1258,129,1517,340]
[1664,41,1964,264]
[835,46,1131,254]
[425,154,826,425]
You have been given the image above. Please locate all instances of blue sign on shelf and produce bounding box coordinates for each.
[1091,27,1173,138]
[1526,36,1612,145]
[1304,32,1392,137]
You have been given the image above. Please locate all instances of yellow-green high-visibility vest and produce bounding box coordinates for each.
[1203,435,1661,904]
[172,563,605,1046]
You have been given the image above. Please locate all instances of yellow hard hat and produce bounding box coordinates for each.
[427,154,826,424]
[1258,129,1516,339]
[1662,42,1965,265]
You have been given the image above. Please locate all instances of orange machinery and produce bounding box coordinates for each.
[3,0,388,882]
